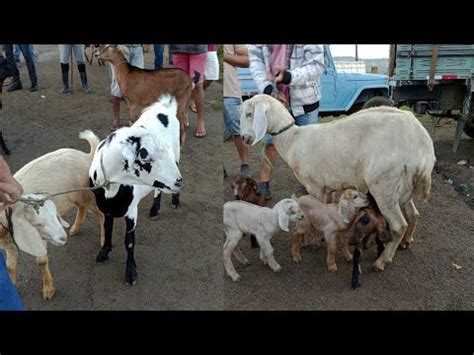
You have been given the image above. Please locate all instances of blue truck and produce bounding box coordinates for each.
[237,44,389,116]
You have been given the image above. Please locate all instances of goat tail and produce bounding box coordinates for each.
[412,171,432,202]
[79,130,100,156]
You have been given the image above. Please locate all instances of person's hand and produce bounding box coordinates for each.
[0,157,23,209]
[142,45,150,54]
[275,70,285,84]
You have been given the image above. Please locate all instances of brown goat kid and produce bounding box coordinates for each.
[97,44,195,145]
[348,193,393,289]
[231,175,266,248]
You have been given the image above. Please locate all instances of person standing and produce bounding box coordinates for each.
[223,44,251,176]
[2,44,38,92]
[248,44,325,199]
[58,44,91,94]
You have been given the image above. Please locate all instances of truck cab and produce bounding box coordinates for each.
[237,45,389,116]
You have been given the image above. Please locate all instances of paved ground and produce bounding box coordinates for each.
[223,111,474,310]
[2,45,223,310]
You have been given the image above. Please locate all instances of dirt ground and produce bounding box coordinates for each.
[223,111,474,310]
[1,45,223,310]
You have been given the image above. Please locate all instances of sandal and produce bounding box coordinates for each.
[194,129,207,138]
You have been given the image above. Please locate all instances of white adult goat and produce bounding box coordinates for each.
[240,94,436,271]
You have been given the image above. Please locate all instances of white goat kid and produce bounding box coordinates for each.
[0,195,69,300]
[89,94,182,285]
[223,198,304,281]
[240,94,436,271]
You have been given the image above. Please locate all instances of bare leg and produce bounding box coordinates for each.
[192,84,206,136]
[37,255,55,300]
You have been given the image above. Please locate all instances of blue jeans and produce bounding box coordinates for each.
[154,44,164,69]
[224,97,242,136]
[0,252,24,310]
[14,44,35,60]
[262,108,319,144]
[4,44,38,85]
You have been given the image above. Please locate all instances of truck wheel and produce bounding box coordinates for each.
[362,96,394,109]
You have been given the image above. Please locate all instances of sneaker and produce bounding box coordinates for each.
[30,83,38,92]
[257,181,272,200]
[7,81,23,92]
[240,164,251,177]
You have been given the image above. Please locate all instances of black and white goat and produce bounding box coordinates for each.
[89,94,182,285]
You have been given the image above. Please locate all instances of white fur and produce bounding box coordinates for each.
[223,198,303,281]
[240,94,436,270]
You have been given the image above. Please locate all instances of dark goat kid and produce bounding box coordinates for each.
[348,193,393,289]
[231,175,266,248]
[0,56,15,154]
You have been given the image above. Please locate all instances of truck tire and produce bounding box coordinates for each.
[362,96,394,109]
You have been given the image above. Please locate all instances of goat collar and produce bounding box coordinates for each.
[114,60,128,67]
[270,123,294,136]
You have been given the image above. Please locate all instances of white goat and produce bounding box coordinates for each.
[0,196,69,300]
[89,94,181,286]
[289,189,368,271]
[223,198,304,281]
[16,130,104,244]
[240,94,436,271]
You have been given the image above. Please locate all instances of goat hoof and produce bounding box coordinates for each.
[292,255,302,263]
[231,274,241,282]
[327,264,338,272]
[149,208,160,220]
[125,270,138,286]
[398,242,410,250]
[69,227,80,236]
[43,285,56,300]
[272,265,282,273]
[96,249,110,263]
[351,279,361,290]
[373,259,385,271]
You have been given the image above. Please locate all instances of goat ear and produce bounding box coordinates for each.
[116,45,130,55]
[337,198,352,224]
[278,207,290,232]
[252,101,268,145]
[11,209,47,257]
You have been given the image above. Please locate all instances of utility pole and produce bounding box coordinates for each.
[355,44,358,61]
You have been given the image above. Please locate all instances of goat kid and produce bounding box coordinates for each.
[0,196,69,300]
[290,189,368,272]
[231,175,266,249]
[96,44,196,145]
[89,95,181,285]
[348,193,393,289]
[223,198,303,281]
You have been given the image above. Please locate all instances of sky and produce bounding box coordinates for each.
[330,45,390,59]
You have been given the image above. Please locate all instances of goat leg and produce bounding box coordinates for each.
[96,214,114,263]
[171,192,180,209]
[124,217,137,286]
[351,248,362,289]
[375,236,385,258]
[149,192,162,219]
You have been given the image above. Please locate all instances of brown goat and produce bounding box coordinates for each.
[97,44,195,145]
[348,192,393,289]
[231,175,266,248]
